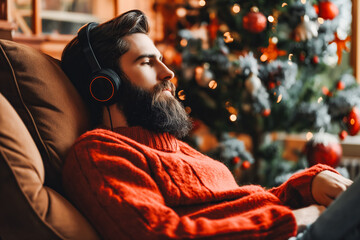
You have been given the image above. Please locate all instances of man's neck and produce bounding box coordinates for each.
[102,104,128,129]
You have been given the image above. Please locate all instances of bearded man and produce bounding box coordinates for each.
[61,10,356,240]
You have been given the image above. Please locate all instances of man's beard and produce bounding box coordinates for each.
[118,79,192,138]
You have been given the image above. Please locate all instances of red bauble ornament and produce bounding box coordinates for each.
[241,160,251,170]
[268,81,276,90]
[208,15,220,41]
[262,108,271,117]
[232,156,241,164]
[318,1,339,20]
[339,130,348,140]
[305,132,342,168]
[312,55,319,64]
[322,86,332,96]
[313,4,319,15]
[299,53,306,62]
[345,107,360,136]
[336,81,345,90]
[243,7,267,33]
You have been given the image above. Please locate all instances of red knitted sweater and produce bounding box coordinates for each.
[62,126,336,240]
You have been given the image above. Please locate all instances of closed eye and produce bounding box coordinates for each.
[135,54,163,65]
[141,61,153,66]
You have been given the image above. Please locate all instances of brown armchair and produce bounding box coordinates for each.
[0,39,100,239]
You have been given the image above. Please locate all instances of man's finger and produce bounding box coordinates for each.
[344,178,353,187]
[322,194,334,207]
[327,183,347,200]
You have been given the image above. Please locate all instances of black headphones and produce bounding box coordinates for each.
[77,22,122,105]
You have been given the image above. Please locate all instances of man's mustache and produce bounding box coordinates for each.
[152,81,176,103]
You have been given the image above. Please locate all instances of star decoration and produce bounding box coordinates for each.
[260,38,287,62]
[329,32,351,65]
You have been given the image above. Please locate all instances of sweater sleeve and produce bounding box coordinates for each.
[63,134,297,240]
[268,164,339,208]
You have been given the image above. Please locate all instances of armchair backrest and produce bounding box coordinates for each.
[0,39,99,239]
[0,39,90,191]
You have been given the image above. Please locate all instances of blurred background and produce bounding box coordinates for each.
[2,0,360,186]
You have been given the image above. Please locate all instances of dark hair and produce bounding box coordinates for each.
[61,9,149,127]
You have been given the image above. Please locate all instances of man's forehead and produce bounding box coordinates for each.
[123,33,161,58]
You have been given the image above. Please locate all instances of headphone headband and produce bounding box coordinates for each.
[78,22,101,73]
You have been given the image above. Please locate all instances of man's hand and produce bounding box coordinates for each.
[312,170,353,206]
[292,204,326,232]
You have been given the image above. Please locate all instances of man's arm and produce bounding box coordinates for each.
[268,165,353,233]
[268,164,341,208]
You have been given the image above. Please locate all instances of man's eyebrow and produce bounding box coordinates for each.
[134,54,163,62]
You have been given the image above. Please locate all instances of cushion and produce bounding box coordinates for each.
[0,93,99,239]
[0,39,91,192]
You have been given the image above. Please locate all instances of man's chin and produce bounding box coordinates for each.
[154,91,175,104]
[162,90,174,97]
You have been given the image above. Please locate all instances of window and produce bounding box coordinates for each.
[10,0,114,35]
[2,0,159,59]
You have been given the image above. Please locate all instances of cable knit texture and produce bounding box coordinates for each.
[62,127,336,240]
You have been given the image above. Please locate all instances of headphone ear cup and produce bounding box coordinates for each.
[89,69,121,105]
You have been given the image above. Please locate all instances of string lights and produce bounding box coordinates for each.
[232,4,241,14]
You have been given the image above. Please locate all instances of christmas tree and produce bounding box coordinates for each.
[165,0,358,185]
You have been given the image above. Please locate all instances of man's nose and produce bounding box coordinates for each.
[158,62,175,82]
